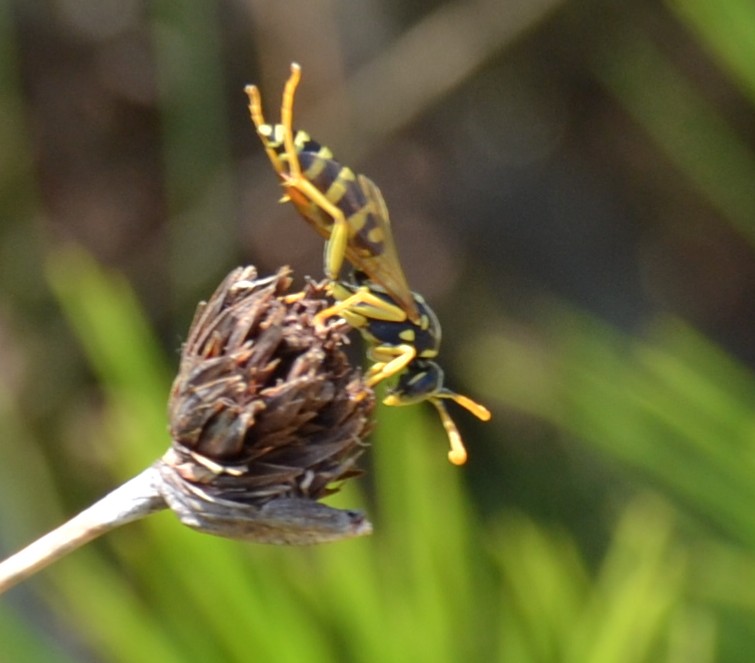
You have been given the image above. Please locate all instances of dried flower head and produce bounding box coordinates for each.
[158,266,375,544]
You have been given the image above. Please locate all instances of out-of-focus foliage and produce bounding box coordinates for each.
[1,0,755,661]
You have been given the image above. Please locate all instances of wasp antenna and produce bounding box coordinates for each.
[440,390,491,422]
[281,63,303,181]
[430,399,468,466]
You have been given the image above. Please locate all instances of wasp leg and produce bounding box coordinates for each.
[245,84,264,129]
[323,219,349,282]
[279,172,352,280]
[247,63,348,278]
[246,85,286,178]
[365,344,416,387]
[270,63,350,279]
[280,62,303,181]
[245,82,289,179]
[313,286,408,328]
[279,292,307,305]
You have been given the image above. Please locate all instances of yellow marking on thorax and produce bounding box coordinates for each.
[399,329,416,342]
[258,124,275,140]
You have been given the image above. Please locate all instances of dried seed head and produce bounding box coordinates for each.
[158,266,374,544]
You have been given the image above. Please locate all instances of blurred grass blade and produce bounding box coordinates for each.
[150,0,237,303]
[372,406,482,661]
[46,246,172,471]
[495,513,590,661]
[469,307,755,551]
[670,0,755,106]
[592,26,755,246]
[0,604,78,663]
[49,554,193,663]
[557,313,755,549]
[494,499,693,663]
[566,498,685,663]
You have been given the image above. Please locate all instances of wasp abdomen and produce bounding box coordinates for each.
[261,125,389,260]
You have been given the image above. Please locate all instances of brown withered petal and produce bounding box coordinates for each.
[158,266,375,544]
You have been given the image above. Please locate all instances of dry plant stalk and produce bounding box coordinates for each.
[0,266,375,594]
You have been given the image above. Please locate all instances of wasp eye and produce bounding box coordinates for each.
[389,360,444,404]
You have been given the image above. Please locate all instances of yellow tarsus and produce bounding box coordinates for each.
[313,299,352,329]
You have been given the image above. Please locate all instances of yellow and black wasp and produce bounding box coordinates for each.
[245,63,420,324]
[314,272,491,466]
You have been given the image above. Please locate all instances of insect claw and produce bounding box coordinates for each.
[280,292,306,304]
[312,309,337,332]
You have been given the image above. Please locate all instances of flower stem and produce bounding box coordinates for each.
[0,466,166,594]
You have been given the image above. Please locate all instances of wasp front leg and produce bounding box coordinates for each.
[364,343,416,387]
[313,284,408,329]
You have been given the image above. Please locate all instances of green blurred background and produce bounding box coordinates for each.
[1,0,755,660]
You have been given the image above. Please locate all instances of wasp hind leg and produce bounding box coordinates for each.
[282,173,352,280]
[278,66,353,280]
[245,83,288,178]
[280,62,303,181]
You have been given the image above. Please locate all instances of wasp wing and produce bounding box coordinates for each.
[346,174,420,323]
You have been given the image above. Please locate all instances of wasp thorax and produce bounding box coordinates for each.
[159,266,374,544]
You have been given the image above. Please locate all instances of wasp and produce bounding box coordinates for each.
[245,63,420,324]
[314,273,491,465]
